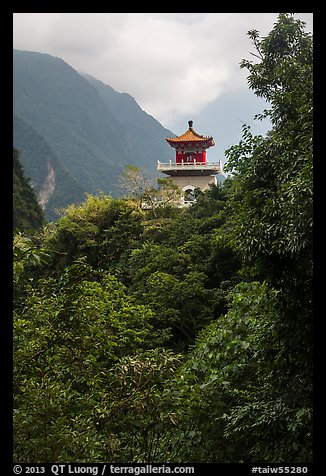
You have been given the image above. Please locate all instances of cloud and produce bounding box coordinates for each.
[13,13,313,127]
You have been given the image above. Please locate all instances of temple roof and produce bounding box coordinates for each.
[166,120,215,147]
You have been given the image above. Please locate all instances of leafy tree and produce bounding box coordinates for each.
[118,165,155,201]
[13,231,50,308]
[129,242,191,284]
[225,13,312,277]
[41,193,145,275]
[224,12,313,376]
[220,13,313,462]
[161,281,312,463]
[155,177,182,210]
[13,259,156,462]
[103,349,183,462]
[13,232,49,283]
[118,165,182,216]
[127,236,231,349]
[135,270,222,349]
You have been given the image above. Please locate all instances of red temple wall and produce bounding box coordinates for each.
[175,149,207,164]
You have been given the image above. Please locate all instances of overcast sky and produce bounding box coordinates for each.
[13,13,313,163]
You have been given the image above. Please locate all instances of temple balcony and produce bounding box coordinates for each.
[157,159,222,176]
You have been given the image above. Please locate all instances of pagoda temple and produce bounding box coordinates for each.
[158,120,222,202]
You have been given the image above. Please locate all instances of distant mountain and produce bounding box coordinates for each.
[13,49,175,220]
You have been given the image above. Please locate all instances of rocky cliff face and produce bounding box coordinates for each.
[38,160,56,209]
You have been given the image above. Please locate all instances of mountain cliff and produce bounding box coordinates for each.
[13,115,86,221]
[13,148,45,232]
[13,49,175,220]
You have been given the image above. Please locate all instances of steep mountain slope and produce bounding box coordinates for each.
[13,148,44,232]
[83,73,175,170]
[13,115,86,221]
[13,49,175,220]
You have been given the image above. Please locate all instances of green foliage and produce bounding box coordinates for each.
[104,349,183,462]
[225,13,312,274]
[13,181,240,461]
[13,230,50,308]
[42,194,145,274]
[13,259,156,462]
[220,13,313,463]
[127,208,237,349]
[13,14,312,465]
[164,282,312,463]
[133,270,221,348]
[118,165,182,217]
[13,232,49,280]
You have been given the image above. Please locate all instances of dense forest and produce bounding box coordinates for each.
[13,15,313,464]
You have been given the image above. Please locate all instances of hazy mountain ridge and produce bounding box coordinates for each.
[13,49,175,220]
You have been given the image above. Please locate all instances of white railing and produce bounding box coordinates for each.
[157,159,222,171]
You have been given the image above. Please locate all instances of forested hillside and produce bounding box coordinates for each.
[13,148,44,232]
[13,15,313,464]
[13,116,86,221]
[13,49,174,220]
